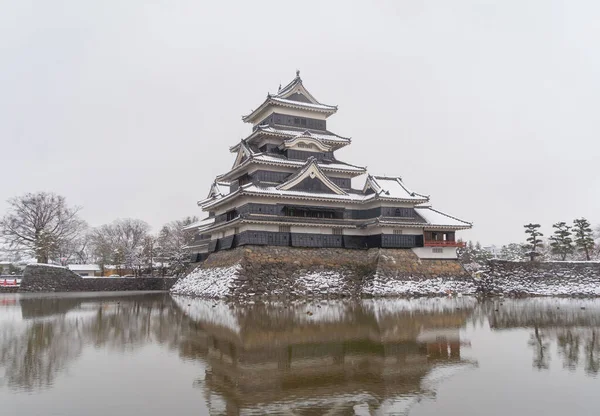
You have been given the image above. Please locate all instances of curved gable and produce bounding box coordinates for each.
[277,158,347,195]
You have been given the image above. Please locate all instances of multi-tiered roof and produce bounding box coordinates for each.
[187,72,471,259]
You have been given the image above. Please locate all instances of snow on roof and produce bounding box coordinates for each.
[237,184,376,201]
[415,206,472,228]
[366,176,429,202]
[67,264,101,271]
[183,217,215,231]
[197,181,231,205]
[27,263,66,269]
[276,157,347,195]
[257,125,351,143]
[242,73,337,122]
[251,154,366,172]
[269,96,337,111]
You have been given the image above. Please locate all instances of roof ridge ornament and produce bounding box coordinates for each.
[296,69,300,77]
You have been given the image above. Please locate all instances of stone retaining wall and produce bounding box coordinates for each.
[20,264,178,293]
[485,260,600,297]
[172,246,472,299]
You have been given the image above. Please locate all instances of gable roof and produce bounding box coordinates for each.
[197,181,230,206]
[279,131,332,152]
[232,140,252,168]
[277,157,347,195]
[364,175,429,203]
[275,70,322,104]
[242,72,337,123]
[182,216,216,231]
[414,206,472,229]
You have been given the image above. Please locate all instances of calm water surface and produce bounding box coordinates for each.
[0,292,598,415]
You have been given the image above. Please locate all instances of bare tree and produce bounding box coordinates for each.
[89,226,115,276]
[0,192,86,263]
[89,219,150,276]
[156,216,198,276]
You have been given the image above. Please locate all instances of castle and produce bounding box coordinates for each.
[186,72,471,262]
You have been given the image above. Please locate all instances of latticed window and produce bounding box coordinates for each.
[393,229,403,235]
[433,248,443,253]
[332,228,343,235]
[279,225,291,232]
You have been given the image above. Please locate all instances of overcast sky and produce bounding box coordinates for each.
[1,0,599,245]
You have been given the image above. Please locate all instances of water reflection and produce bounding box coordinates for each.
[484,299,600,376]
[0,293,184,391]
[0,294,599,415]
[174,298,477,415]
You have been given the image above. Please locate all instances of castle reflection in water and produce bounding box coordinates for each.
[175,297,476,415]
[1,294,599,415]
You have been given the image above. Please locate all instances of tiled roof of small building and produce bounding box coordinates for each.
[414,206,472,228]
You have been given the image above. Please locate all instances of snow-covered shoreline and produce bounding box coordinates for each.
[171,259,600,300]
[170,263,477,299]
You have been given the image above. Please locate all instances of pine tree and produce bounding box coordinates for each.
[524,223,543,261]
[572,218,595,261]
[549,222,574,261]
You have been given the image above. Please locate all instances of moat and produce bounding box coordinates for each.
[1,293,599,415]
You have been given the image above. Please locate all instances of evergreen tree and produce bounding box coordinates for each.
[524,223,543,261]
[549,222,574,261]
[573,218,595,261]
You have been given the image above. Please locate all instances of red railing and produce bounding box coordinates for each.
[424,240,465,248]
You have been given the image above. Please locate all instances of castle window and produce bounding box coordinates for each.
[393,229,403,235]
[332,229,343,235]
[279,225,291,232]
[433,248,443,253]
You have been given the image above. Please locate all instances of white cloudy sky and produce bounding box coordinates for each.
[1,0,599,245]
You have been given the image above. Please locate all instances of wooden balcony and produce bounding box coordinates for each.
[424,240,465,248]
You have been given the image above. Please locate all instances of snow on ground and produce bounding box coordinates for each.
[496,278,600,297]
[170,265,240,298]
[294,270,346,294]
[364,275,477,297]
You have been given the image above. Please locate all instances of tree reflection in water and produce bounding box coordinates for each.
[0,293,185,391]
[0,295,599,415]
[486,299,600,376]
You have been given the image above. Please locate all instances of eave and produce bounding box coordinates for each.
[242,97,337,124]
[201,185,430,210]
[230,126,351,153]
[216,156,366,182]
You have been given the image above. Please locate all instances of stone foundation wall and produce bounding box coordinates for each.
[171,246,472,299]
[20,265,178,293]
[485,260,600,296]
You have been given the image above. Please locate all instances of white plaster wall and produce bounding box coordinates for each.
[240,223,279,233]
[252,106,330,125]
[412,247,459,260]
[379,227,423,234]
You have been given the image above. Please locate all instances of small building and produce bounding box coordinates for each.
[67,264,101,277]
[187,72,472,262]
